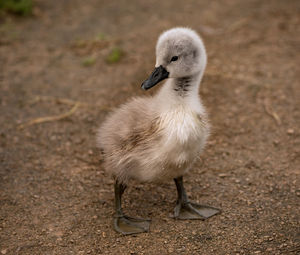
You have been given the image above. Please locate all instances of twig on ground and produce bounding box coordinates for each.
[263,98,281,125]
[18,102,80,129]
[29,95,111,110]
[199,18,248,36]
[226,18,248,33]
[19,95,112,129]
[29,95,91,107]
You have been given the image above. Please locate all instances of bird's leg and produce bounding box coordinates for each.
[113,180,150,235]
[173,176,220,220]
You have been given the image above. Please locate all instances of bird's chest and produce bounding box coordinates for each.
[159,109,207,164]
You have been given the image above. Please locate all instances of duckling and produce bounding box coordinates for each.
[97,27,220,235]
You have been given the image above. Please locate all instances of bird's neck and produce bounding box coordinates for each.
[155,71,205,113]
[172,74,201,97]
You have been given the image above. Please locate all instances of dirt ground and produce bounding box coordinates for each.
[0,0,299,254]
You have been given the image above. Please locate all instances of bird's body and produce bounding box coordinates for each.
[97,77,209,184]
[97,27,219,235]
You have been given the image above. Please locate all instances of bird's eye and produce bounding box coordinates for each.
[170,56,178,62]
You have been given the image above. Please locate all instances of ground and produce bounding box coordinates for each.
[0,0,299,254]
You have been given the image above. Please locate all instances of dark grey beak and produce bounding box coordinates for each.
[141,65,169,90]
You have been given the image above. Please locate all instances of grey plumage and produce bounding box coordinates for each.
[97,27,209,184]
[97,27,220,235]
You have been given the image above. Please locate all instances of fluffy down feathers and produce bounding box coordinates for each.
[97,27,209,184]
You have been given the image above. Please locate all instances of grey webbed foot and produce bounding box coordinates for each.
[114,215,150,235]
[173,176,220,220]
[113,181,151,235]
[174,201,220,220]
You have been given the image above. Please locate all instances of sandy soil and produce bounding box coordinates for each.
[0,0,299,254]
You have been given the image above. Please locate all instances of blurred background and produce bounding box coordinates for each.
[0,0,299,254]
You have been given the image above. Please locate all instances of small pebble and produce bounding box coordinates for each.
[168,248,174,253]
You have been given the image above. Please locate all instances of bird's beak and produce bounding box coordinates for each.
[141,65,169,90]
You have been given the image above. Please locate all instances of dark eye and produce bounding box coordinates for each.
[170,56,178,62]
